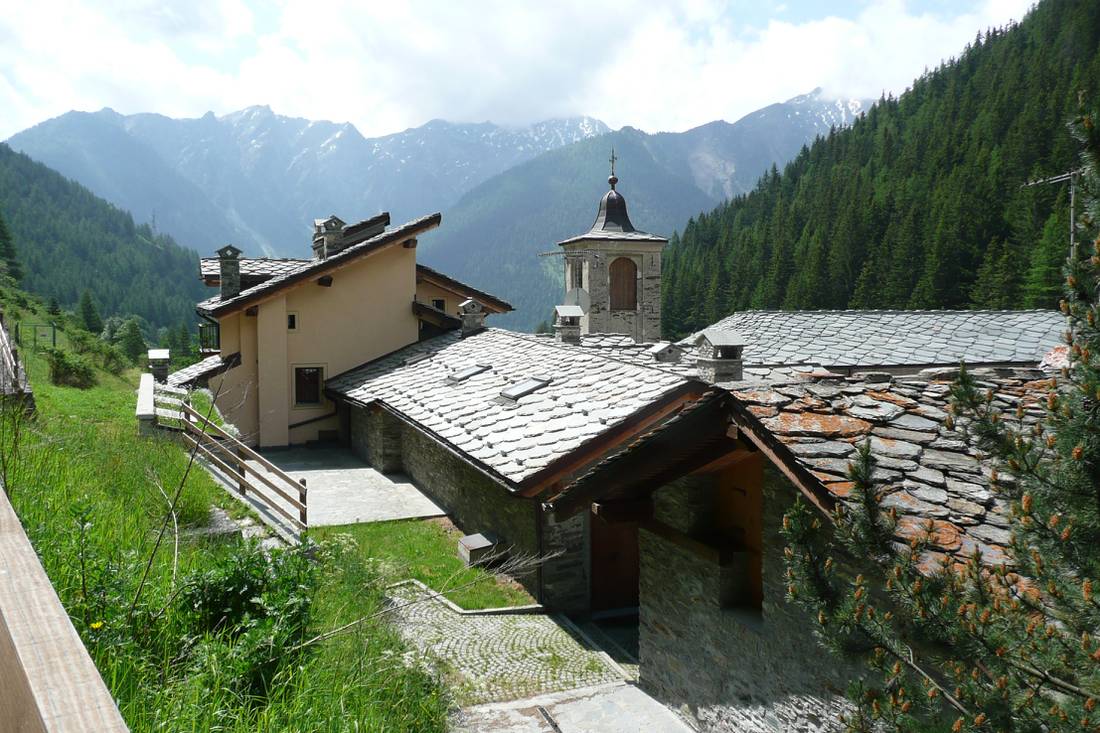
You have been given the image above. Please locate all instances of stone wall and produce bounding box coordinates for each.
[638,466,854,732]
[348,405,403,473]
[540,510,590,613]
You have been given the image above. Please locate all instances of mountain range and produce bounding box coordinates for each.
[6,89,865,329]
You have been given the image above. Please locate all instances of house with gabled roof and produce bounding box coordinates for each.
[174,211,512,447]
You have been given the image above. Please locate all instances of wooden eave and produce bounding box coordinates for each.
[412,300,461,329]
[515,381,709,499]
[415,264,514,314]
[207,213,441,318]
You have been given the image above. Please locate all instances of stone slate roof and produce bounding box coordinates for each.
[570,333,825,383]
[198,213,441,316]
[696,310,1063,369]
[167,354,237,388]
[733,367,1052,569]
[326,328,699,487]
[199,258,309,280]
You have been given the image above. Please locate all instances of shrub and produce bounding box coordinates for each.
[179,540,317,695]
[43,347,97,388]
[99,345,127,376]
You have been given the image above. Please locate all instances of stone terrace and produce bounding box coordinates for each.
[733,367,1052,568]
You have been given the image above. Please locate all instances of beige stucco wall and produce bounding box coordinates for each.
[210,312,260,444]
[214,244,419,447]
[415,281,462,316]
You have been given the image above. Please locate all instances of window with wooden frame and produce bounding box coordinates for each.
[432,298,446,311]
[609,257,638,311]
[287,312,298,331]
[293,366,323,406]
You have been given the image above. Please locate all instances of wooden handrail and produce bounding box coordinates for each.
[179,403,306,494]
[182,433,306,530]
[182,422,305,512]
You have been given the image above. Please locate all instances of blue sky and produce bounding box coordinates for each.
[0,0,1034,139]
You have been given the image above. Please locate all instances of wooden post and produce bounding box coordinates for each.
[237,446,247,496]
[298,478,307,529]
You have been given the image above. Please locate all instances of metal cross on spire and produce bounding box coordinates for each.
[609,147,617,177]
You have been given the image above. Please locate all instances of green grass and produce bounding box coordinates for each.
[314,519,535,610]
[0,284,449,732]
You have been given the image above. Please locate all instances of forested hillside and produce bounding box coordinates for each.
[0,144,205,329]
[662,0,1100,338]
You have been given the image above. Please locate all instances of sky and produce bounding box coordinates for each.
[0,0,1035,140]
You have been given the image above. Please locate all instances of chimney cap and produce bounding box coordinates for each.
[555,304,584,318]
[694,328,747,348]
[216,244,243,259]
[459,298,483,314]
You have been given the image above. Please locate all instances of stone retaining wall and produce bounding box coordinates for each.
[639,466,854,732]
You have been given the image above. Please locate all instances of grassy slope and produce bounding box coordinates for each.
[0,287,450,731]
[1,283,534,730]
[315,519,534,610]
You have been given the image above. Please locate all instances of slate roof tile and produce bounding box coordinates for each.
[731,366,1051,568]
[693,310,1062,369]
[327,328,696,485]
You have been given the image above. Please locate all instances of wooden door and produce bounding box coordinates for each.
[590,516,640,611]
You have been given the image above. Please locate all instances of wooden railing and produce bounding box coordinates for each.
[177,402,308,535]
[0,312,32,403]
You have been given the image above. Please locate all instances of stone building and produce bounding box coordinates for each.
[166,162,1068,732]
[171,211,512,446]
[557,162,666,343]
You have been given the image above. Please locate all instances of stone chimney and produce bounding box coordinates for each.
[554,305,583,345]
[217,244,243,300]
[147,348,170,383]
[312,215,347,259]
[459,299,486,338]
[693,328,746,383]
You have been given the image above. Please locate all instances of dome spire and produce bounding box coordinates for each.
[608,147,618,190]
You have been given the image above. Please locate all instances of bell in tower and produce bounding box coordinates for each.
[555,149,667,343]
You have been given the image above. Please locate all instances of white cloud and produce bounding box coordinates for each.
[0,0,1035,140]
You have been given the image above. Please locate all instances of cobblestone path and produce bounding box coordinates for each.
[388,583,624,705]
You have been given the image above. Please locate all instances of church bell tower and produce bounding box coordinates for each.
[556,150,667,343]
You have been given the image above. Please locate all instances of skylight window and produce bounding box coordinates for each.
[500,377,551,401]
[448,364,491,383]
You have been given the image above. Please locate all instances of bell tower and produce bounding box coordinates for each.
[556,150,666,343]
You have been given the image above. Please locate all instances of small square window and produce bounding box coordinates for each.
[294,366,322,406]
[287,313,298,331]
[432,298,446,311]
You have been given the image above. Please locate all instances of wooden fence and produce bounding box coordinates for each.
[177,402,308,536]
[136,376,307,541]
[0,312,32,408]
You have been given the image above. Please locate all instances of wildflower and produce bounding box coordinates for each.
[90,621,104,630]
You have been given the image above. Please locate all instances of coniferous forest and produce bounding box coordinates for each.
[0,143,205,330]
[662,0,1100,338]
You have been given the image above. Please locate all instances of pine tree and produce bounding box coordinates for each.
[175,323,192,357]
[78,290,103,334]
[117,318,146,364]
[46,297,60,316]
[0,211,21,281]
[782,108,1100,732]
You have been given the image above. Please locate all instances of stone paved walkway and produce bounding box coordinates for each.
[388,583,624,706]
[451,682,694,733]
